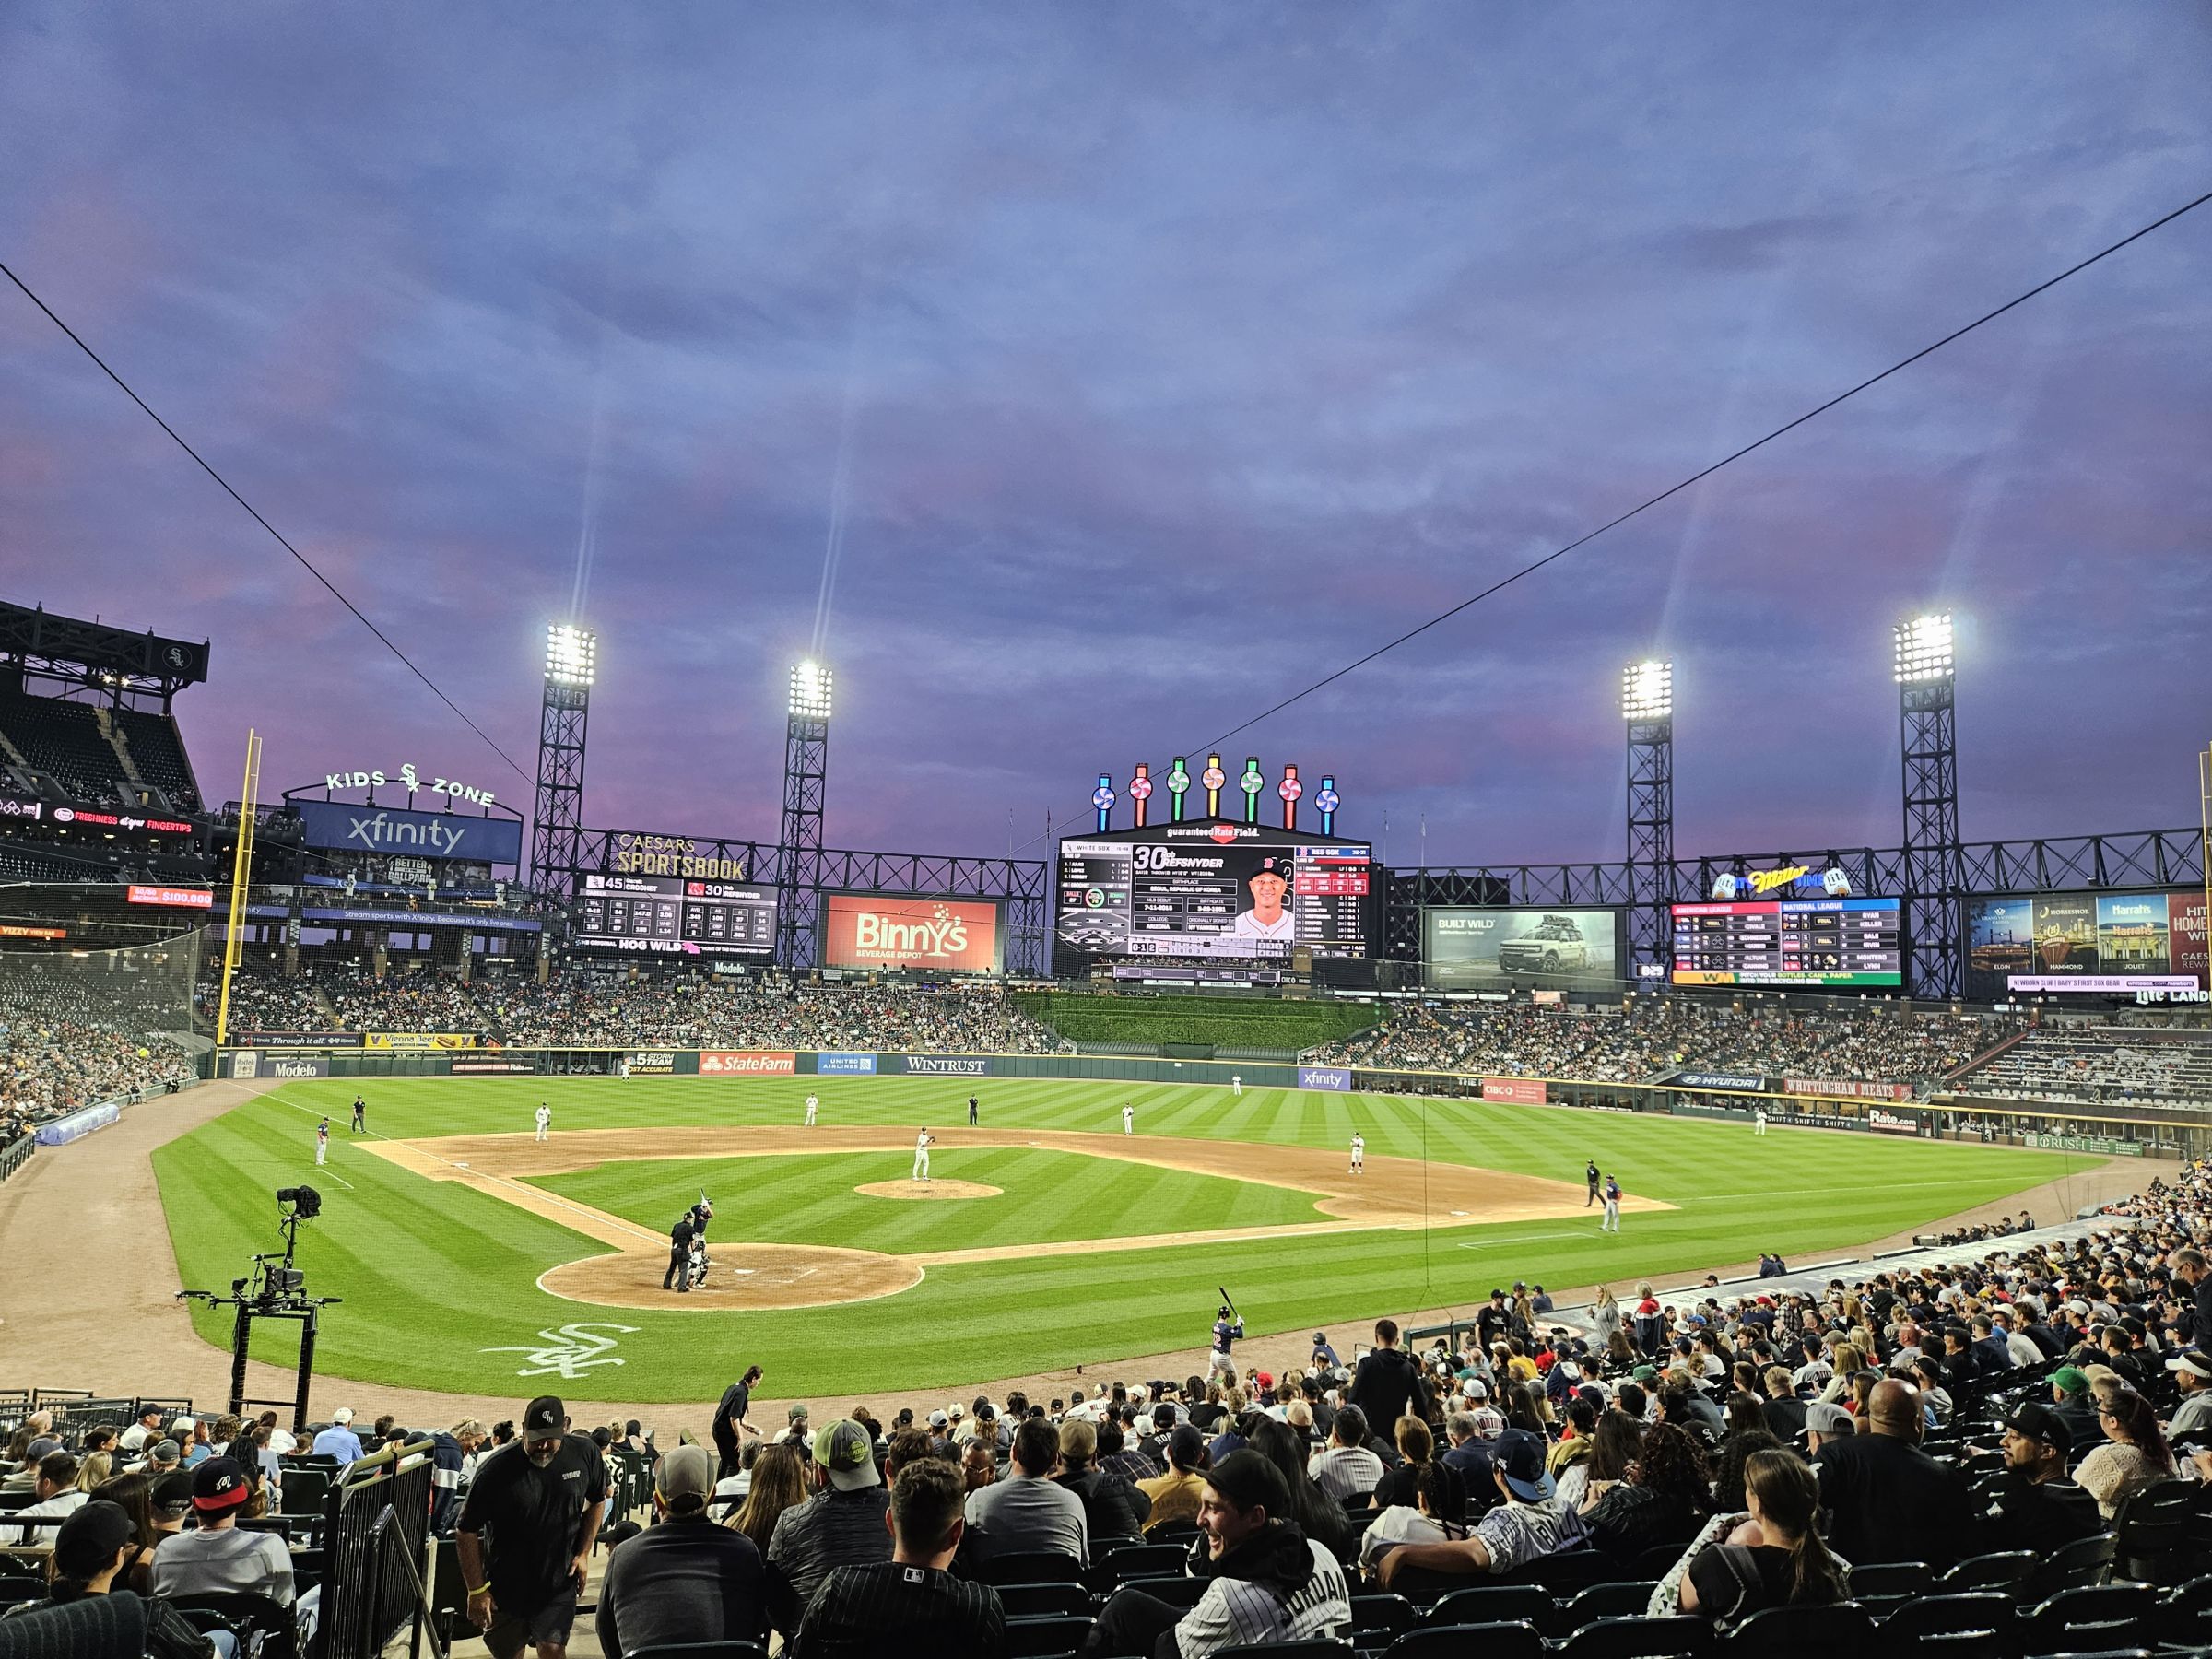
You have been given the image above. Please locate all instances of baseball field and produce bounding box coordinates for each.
[151,1076,2077,1402]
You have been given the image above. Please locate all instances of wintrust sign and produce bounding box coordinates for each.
[823,895,1003,973]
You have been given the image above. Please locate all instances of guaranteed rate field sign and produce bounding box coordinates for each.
[822,894,1004,973]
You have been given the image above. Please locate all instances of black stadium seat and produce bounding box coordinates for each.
[620,1645,769,1659]
[1003,1614,1098,1658]
[980,1550,1089,1585]
[1384,1623,1547,1659]
[1547,1579,1658,1636]
[996,1582,1092,1619]
[1552,1613,1707,1659]
[2017,1583,2159,1656]
[1719,1600,1876,1658]
[1426,1584,1552,1629]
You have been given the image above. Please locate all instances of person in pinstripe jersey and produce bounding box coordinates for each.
[790,1458,1005,1657]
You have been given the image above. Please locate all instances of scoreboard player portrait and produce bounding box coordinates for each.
[1230,855,1295,940]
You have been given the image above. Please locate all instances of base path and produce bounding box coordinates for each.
[359,1124,1672,1311]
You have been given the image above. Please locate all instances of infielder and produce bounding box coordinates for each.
[1600,1174,1622,1232]
[912,1128,934,1182]
[1349,1132,1365,1175]
[805,1093,818,1126]
[315,1117,330,1166]
[534,1102,551,1142]
[1121,1103,1135,1135]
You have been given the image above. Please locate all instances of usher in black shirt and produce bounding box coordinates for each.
[457,1435,606,1610]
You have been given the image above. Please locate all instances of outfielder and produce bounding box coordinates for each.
[912,1128,934,1182]
[1231,1075,1241,1097]
[1753,1107,1768,1136]
[1121,1103,1135,1135]
[534,1102,551,1142]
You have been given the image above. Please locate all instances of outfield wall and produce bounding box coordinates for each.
[213,1044,2212,1155]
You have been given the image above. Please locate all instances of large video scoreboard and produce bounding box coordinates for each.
[1055,821,1377,973]
[571,871,778,958]
[1670,897,1904,988]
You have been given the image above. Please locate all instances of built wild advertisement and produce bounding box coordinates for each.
[1423,908,1620,989]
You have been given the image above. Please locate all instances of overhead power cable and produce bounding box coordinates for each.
[0,260,531,782]
[1014,184,2212,854]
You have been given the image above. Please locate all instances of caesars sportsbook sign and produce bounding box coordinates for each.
[822,895,1004,973]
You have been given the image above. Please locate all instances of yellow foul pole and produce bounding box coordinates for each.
[215,728,261,1049]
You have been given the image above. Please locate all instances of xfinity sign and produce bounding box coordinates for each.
[293,799,524,866]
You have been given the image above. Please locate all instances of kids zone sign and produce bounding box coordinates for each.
[822,894,1004,973]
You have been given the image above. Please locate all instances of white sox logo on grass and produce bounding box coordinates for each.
[483,1323,639,1379]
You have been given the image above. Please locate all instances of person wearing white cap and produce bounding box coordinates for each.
[2166,1350,2212,1439]
[312,1408,363,1465]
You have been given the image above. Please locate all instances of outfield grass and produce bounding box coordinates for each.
[152,1077,2085,1402]
[529,1149,1328,1252]
[1009,992,1377,1050]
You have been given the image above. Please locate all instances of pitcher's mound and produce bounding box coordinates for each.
[538,1243,922,1311]
[854,1179,1002,1202]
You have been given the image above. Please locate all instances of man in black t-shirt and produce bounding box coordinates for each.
[664,1212,696,1292]
[792,1456,1006,1658]
[457,1395,607,1659]
[712,1365,765,1480]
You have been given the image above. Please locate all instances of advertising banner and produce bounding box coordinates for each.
[903,1055,989,1077]
[126,885,215,909]
[242,1031,363,1048]
[264,1056,330,1080]
[1298,1066,1353,1092]
[1868,1107,1921,1135]
[822,894,1005,974]
[292,799,524,865]
[700,1050,797,1077]
[363,1032,481,1051]
[1784,1077,1913,1101]
[815,1053,878,1076]
[226,1052,259,1079]
[2008,976,2200,994]
[625,1052,679,1075]
[2172,892,2210,989]
[451,1057,538,1074]
[1423,908,1619,989]
[2026,1133,2143,1156]
[1676,1070,1770,1092]
[1480,1077,1547,1105]
[36,1101,120,1145]
[1767,1109,1865,1132]
[1961,890,2212,998]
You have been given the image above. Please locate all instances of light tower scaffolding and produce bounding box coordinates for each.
[1896,614,1962,998]
[1622,660,1675,982]
[533,624,595,896]
[777,661,832,969]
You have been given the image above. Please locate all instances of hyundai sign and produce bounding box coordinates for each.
[292,799,524,865]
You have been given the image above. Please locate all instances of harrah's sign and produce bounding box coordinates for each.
[824,895,1001,973]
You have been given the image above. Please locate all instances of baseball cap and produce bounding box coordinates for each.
[1631,1365,1659,1383]
[1492,1429,1554,1501]
[2052,1366,2090,1397]
[1205,1449,1291,1514]
[1253,1371,1274,1391]
[2166,1351,2212,1381]
[331,1407,355,1425]
[928,1410,949,1430]
[1462,1378,1489,1401]
[654,1443,715,1515]
[787,1403,810,1422]
[813,1420,880,1491]
[53,1501,135,1579]
[193,1456,251,1512]
[522,1397,565,1442]
[1805,1403,1854,1436]
[1168,1424,1206,1467]
[150,1470,196,1517]
[2005,1403,2073,1453]
[147,1440,181,1468]
[1250,856,1291,882]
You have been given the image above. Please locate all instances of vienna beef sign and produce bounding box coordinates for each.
[822,895,1002,973]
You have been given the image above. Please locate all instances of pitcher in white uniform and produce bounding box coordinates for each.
[912,1128,934,1182]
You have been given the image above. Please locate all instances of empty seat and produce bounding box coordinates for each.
[2018,1583,2158,1656]
[997,1582,1092,1619]
[1427,1584,1552,1629]
[1548,1580,1658,1637]
[1003,1614,1097,1658]
[1382,1620,1547,1659]
[1719,1600,1875,1658]
[1553,1614,1707,1658]
[1934,1550,2036,1594]
[979,1550,1088,1586]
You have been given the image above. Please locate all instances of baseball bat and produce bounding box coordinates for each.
[1218,1286,1238,1321]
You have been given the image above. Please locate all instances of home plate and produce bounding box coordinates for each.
[730,1267,756,1277]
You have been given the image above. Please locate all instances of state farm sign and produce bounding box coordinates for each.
[822,895,1003,973]
[700,1050,796,1077]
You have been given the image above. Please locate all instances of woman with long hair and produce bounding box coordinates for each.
[728,1442,808,1557]
[1721,1393,1765,1445]
[1817,1345,1863,1405]
[1504,1382,1549,1438]
[1709,1428,1783,1513]
[1244,1418,1353,1563]
[1562,1409,1643,1512]
[74,1452,113,1492]
[1604,1329,1637,1375]
[1675,1449,1848,1622]
[2076,1385,2175,1519]
[1583,1420,1713,1562]
[1591,1284,1623,1353]
[87,1471,159,1593]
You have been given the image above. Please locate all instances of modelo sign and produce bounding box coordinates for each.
[823,894,1003,973]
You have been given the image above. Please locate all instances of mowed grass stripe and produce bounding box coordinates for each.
[150,1077,2084,1399]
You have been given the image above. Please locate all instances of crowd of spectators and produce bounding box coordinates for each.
[1959,1026,2212,1108]
[7,1156,2207,1656]
[310,966,490,1037]
[190,966,332,1035]
[1312,998,2018,1092]
[479,975,1056,1054]
[0,972,195,1141]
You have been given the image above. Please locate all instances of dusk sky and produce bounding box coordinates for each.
[4,4,2208,872]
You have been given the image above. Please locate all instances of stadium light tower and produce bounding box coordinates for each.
[532,623,595,896]
[1895,614,1962,998]
[776,660,833,968]
[1622,660,1675,982]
